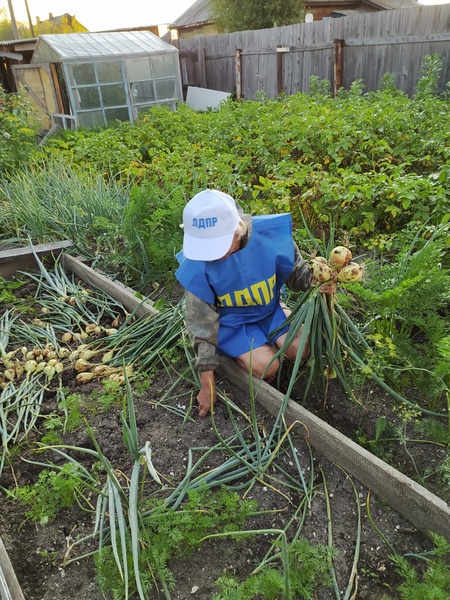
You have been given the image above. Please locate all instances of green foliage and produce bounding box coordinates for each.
[0,160,139,280]
[40,121,143,173]
[90,380,124,411]
[308,75,331,99]
[213,538,335,599]
[95,488,257,598]
[41,392,87,445]
[437,456,450,501]
[34,14,88,35]
[353,233,450,402]
[122,181,185,282]
[211,0,305,33]
[382,534,450,600]
[414,55,443,101]
[0,277,26,305]
[14,462,87,524]
[0,86,40,172]
[0,7,29,40]
[32,57,449,251]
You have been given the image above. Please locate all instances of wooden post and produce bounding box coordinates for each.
[6,0,19,39]
[235,48,242,100]
[276,46,290,96]
[50,63,65,114]
[277,45,283,95]
[333,38,345,96]
[197,38,207,88]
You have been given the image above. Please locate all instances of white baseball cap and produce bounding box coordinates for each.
[182,190,240,261]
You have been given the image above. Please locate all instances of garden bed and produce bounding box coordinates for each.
[0,246,448,599]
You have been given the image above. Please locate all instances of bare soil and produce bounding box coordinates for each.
[0,275,445,600]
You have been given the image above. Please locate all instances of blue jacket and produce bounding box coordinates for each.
[175,213,294,328]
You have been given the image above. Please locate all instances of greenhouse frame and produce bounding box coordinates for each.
[13,31,183,129]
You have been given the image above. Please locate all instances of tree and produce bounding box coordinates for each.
[210,0,305,33]
[0,8,28,41]
[0,9,87,41]
[34,14,88,35]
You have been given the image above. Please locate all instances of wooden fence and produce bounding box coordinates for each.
[173,5,450,99]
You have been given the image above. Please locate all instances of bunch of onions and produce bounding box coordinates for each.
[307,246,363,285]
[1,344,65,388]
[270,229,444,419]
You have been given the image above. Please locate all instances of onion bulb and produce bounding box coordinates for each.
[76,372,95,384]
[337,262,363,283]
[74,358,92,373]
[329,246,352,270]
[308,258,333,282]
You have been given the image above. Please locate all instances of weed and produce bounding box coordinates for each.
[131,373,152,396]
[354,415,397,460]
[95,488,257,598]
[381,534,450,599]
[59,392,86,432]
[414,54,442,100]
[13,462,89,524]
[438,457,450,497]
[212,538,335,600]
[0,277,27,305]
[91,380,124,411]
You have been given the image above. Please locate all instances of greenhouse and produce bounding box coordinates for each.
[22,31,183,129]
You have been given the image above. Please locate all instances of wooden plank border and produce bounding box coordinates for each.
[218,357,450,542]
[0,240,73,279]
[0,535,25,600]
[61,255,158,318]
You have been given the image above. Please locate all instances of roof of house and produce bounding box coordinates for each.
[169,0,212,29]
[306,0,419,8]
[31,31,177,63]
[169,0,420,29]
[37,12,80,25]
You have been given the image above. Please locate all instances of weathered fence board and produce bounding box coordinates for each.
[173,5,450,99]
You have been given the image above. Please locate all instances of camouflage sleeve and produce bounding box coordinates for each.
[185,290,220,372]
[285,243,312,292]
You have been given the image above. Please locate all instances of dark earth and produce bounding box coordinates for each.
[0,270,447,600]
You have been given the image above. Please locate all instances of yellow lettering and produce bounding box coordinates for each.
[268,275,276,300]
[218,275,277,308]
[250,280,271,305]
[234,288,257,307]
[217,293,233,307]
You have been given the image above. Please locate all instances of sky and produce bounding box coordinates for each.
[1,0,448,32]
[1,0,198,30]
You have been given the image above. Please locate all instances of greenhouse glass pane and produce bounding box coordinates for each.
[105,107,130,123]
[155,79,176,100]
[137,105,153,115]
[71,63,96,85]
[131,81,155,103]
[100,84,126,107]
[137,101,175,115]
[97,61,123,84]
[127,58,151,81]
[152,55,175,78]
[78,110,104,128]
[77,87,101,109]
